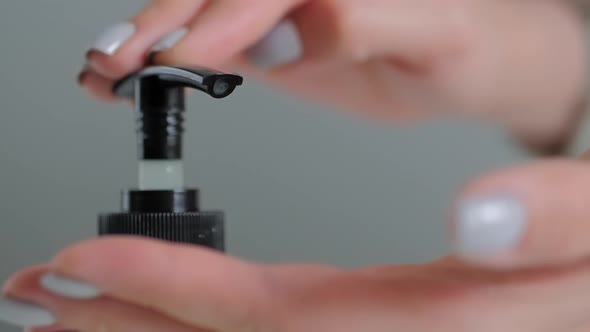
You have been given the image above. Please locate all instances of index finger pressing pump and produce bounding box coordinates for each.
[98,65,244,251]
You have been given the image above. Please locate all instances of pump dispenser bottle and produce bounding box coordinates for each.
[98,65,243,250]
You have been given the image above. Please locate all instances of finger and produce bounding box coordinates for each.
[451,158,590,269]
[436,260,590,331]
[78,70,118,103]
[151,0,469,121]
[250,0,478,103]
[87,0,206,79]
[158,0,471,71]
[5,267,209,332]
[288,0,469,64]
[45,237,278,332]
[155,0,306,68]
[572,324,590,332]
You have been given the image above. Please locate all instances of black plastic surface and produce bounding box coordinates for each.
[122,189,199,213]
[137,77,185,159]
[113,66,243,100]
[99,211,224,250]
[99,188,224,250]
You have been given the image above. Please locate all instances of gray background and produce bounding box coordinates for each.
[0,1,531,331]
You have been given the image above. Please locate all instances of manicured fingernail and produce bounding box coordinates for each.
[152,28,189,51]
[0,298,55,328]
[90,22,136,55]
[247,19,303,69]
[454,194,528,258]
[40,274,101,299]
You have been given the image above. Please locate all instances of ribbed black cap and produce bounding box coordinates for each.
[98,211,224,250]
[98,189,225,251]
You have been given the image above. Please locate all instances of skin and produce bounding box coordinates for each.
[80,0,587,150]
[4,0,590,331]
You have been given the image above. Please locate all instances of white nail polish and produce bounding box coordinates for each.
[0,298,55,328]
[91,22,136,55]
[455,194,527,258]
[40,274,101,299]
[152,28,189,51]
[247,19,303,69]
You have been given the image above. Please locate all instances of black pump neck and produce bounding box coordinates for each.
[136,77,186,160]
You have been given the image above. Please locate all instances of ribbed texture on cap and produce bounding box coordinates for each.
[98,212,224,250]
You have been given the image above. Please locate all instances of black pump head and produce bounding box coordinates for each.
[114,66,244,99]
[113,66,243,160]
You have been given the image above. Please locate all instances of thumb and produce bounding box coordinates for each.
[451,157,590,270]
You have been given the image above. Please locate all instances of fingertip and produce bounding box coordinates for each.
[77,71,119,103]
[450,162,547,268]
[83,21,144,79]
[450,160,590,269]
[451,192,529,267]
[84,51,106,76]
[76,71,88,86]
[86,0,207,76]
[88,22,136,57]
[156,0,306,69]
[49,238,112,277]
[449,163,536,266]
[85,49,145,80]
[2,267,50,304]
[2,266,49,297]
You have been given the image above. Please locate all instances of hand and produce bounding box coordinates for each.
[79,0,588,153]
[5,152,590,332]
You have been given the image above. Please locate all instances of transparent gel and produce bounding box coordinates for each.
[138,160,184,190]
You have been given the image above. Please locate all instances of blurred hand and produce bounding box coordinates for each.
[6,150,590,332]
[23,3,590,329]
[79,0,588,152]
